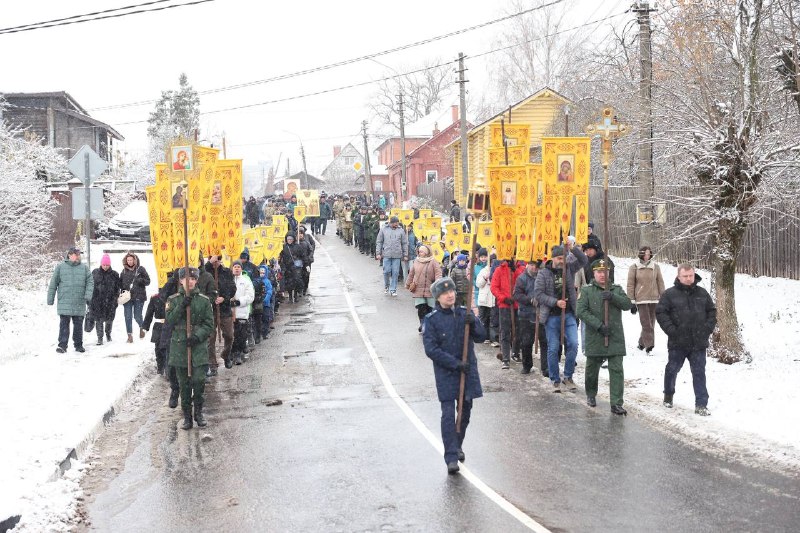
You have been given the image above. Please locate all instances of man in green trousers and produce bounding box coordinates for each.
[166,267,215,430]
[576,259,632,415]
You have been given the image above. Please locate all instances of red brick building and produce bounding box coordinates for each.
[386,106,471,197]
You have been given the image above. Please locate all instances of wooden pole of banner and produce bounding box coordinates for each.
[457,232,478,435]
[181,174,193,377]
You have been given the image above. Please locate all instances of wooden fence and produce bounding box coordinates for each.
[415,180,454,212]
[588,185,800,280]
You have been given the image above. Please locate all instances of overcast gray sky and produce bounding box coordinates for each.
[1,0,627,175]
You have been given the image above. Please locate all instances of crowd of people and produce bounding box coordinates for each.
[46,193,716,441]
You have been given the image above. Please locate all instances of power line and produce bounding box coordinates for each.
[0,0,216,35]
[88,0,568,111]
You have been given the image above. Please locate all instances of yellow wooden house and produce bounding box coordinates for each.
[448,87,572,205]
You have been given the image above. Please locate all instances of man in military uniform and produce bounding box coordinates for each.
[576,259,632,415]
[333,196,345,237]
[341,202,354,245]
[365,206,379,258]
[422,277,487,475]
[166,267,216,430]
[354,204,369,253]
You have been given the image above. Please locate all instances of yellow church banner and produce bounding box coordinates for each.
[263,238,283,261]
[489,123,530,149]
[293,205,307,222]
[516,216,534,262]
[542,137,591,197]
[575,194,589,244]
[493,215,516,260]
[476,219,495,251]
[445,222,462,252]
[417,209,433,219]
[488,145,528,166]
[429,241,445,264]
[489,165,530,218]
[296,189,320,217]
[399,209,414,225]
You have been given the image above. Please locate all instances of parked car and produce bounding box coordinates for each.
[107,200,150,242]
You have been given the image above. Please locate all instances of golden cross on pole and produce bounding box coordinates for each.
[585,107,628,347]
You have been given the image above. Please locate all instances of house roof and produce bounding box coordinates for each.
[387,119,472,171]
[275,171,325,185]
[2,91,124,141]
[319,142,364,178]
[445,87,571,149]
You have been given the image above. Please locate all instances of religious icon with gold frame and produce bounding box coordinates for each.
[171,146,193,171]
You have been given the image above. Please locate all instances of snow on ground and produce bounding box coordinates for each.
[0,241,156,530]
[572,256,800,473]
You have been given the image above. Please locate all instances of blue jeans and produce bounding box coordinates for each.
[123,299,145,334]
[440,399,472,464]
[545,312,578,383]
[383,257,401,292]
[664,348,709,407]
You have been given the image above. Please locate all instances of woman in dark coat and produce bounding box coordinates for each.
[279,231,306,303]
[90,254,120,345]
[120,252,151,343]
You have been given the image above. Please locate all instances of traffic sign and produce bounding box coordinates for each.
[68,145,108,185]
[72,187,104,220]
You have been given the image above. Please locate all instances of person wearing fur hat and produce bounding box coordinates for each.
[534,242,588,391]
[423,277,487,475]
[89,254,120,345]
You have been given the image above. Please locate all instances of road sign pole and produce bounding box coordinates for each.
[84,152,91,267]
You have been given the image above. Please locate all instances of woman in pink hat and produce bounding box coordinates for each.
[89,254,121,345]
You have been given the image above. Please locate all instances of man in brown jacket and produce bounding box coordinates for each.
[627,245,665,353]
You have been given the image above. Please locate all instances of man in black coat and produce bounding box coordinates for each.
[656,264,717,416]
[513,260,547,375]
[423,277,487,475]
[205,255,236,372]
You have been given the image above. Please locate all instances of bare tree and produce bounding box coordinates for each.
[369,58,455,128]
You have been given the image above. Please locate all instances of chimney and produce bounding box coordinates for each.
[333,145,342,158]
[451,105,459,125]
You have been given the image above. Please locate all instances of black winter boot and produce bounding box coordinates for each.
[194,402,207,427]
[168,389,179,409]
[181,407,193,430]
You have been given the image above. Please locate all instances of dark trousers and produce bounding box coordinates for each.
[416,303,432,325]
[168,365,179,392]
[316,217,327,235]
[498,307,520,362]
[252,311,264,341]
[261,309,272,338]
[519,318,548,371]
[664,348,709,407]
[155,344,167,373]
[440,399,472,464]
[490,306,500,341]
[208,315,234,368]
[58,315,84,349]
[176,364,208,410]
[478,306,493,339]
[233,318,248,355]
[95,320,113,341]
[302,266,310,293]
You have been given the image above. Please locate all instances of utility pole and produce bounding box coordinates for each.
[299,143,309,189]
[362,120,373,199]
[634,0,657,247]
[456,52,469,208]
[397,93,407,202]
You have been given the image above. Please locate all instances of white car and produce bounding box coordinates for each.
[107,200,150,242]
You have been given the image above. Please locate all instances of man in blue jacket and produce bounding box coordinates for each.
[423,277,487,475]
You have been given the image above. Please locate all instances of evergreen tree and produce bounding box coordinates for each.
[147,73,200,151]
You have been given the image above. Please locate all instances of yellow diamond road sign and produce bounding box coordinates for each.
[353,161,362,171]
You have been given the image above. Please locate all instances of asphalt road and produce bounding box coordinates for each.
[79,226,800,533]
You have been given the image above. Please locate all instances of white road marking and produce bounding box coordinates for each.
[318,242,550,533]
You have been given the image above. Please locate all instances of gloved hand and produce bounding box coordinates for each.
[630,303,638,315]
[182,296,193,308]
[601,291,613,301]
[598,324,610,336]
[456,361,471,374]
[186,334,201,348]
[503,297,514,306]
[465,313,476,326]
[231,298,241,307]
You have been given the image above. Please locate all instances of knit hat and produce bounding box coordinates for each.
[240,248,250,260]
[456,253,468,264]
[477,248,488,258]
[232,260,243,268]
[100,253,111,266]
[431,277,457,299]
[390,215,400,223]
[588,221,595,229]
[582,241,599,252]
[551,245,565,257]
[67,246,81,256]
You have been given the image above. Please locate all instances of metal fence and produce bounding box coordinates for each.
[588,185,800,280]
[415,179,454,212]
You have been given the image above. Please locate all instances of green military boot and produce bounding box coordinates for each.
[194,402,207,427]
[181,407,193,430]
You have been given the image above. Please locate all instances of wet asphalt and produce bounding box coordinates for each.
[82,226,800,533]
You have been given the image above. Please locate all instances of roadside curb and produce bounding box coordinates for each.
[1,358,151,532]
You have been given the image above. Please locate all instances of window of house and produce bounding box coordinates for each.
[374,180,383,191]
[426,170,437,183]
[343,156,355,166]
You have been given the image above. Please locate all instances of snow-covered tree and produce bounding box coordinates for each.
[651,0,800,363]
[146,73,200,154]
[0,118,67,284]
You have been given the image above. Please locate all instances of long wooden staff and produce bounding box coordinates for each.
[181,182,193,378]
[534,305,541,355]
[456,232,477,435]
[510,266,517,354]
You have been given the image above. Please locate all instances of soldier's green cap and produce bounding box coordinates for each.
[431,277,457,299]
[591,259,609,271]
